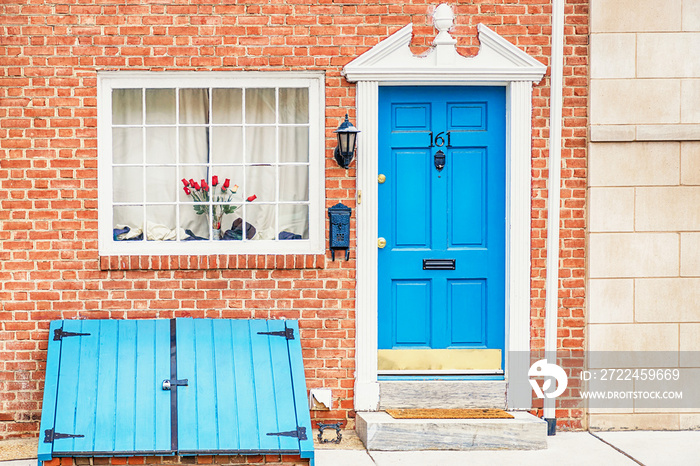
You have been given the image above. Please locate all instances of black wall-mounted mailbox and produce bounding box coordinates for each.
[328,203,351,261]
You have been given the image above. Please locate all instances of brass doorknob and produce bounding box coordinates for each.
[378,174,386,184]
[378,237,387,248]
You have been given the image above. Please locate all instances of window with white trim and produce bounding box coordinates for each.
[97,72,325,256]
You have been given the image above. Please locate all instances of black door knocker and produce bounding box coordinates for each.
[434,150,445,172]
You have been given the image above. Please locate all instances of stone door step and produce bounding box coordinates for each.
[357,411,547,451]
[378,380,507,410]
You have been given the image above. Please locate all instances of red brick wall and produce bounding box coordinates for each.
[0,0,589,440]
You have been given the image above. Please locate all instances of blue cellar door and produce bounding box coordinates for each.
[377,86,507,370]
[175,319,314,461]
[38,319,172,461]
[39,319,314,466]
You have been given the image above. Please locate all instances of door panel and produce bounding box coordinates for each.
[449,149,485,247]
[394,151,431,247]
[448,280,486,345]
[448,103,486,130]
[393,280,432,345]
[378,86,506,373]
[393,104,430,129]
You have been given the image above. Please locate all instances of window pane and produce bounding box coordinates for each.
[218,207,248,241]
[179,89,209,124]
[210,166,244,202]
[179,166,209,202]
[179,126,208,164]
[245,88,275,124]
[212,88,242,124]
[246,204,275,240]
[246,166,276,202]
[246,126,276,163]
[214,203,244,240]
[145,167,177,202]
[112,127,143,164]
[212,127,243,164]
[279,127,308,163]
[146,127,176,164]
[113,206,143,241]
[279,88,308,124]
[146,205,177,241]
[113,167,143,202]
[180,204,209,241]
[279,204,309,240]
[145,89,176,124]
[279,165,308,201]
[112,89,142,125]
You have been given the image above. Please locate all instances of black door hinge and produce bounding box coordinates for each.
[257,328,295,340]
[44,429,85,443]
[53,329,91,341]
[267,426,307,441]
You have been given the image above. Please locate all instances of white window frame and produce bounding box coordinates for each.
[97,71,325,256]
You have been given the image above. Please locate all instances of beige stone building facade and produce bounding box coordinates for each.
[588,0,700,429]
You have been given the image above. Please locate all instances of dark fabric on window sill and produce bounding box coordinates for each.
[113,226,143,241]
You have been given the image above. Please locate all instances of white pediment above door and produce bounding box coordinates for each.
[342,11,546,83]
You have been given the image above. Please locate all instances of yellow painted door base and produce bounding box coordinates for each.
[378,349,502,374]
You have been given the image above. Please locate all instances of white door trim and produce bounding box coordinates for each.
[344,15,546,411]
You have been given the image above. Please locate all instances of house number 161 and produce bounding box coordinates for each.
[429,131,452,148]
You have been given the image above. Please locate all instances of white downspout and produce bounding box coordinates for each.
[544,0,565,435]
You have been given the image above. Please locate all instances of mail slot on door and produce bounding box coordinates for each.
[423,259,456,270]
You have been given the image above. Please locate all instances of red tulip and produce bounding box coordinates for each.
[222,178,230,192]
[183,187,191,195]
[212,175,218,186]
[247,194,257,202]
[201,179,209,191]
[181,178,189,187]
[189,179,196,187]
[193,181,201,190]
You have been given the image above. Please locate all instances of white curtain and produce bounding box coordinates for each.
[112,87,309,241]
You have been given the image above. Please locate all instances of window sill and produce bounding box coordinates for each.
[99,254,326,271]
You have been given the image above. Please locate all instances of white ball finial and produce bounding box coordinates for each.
[433,4,457,46]
[434,4,454,33]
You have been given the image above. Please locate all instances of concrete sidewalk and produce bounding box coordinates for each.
[3,431,699,466]
[316,431,700,466]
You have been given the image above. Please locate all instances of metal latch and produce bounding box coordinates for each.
[267,426,307,441]
[44,429,85,443]
[162,379,188,391]
[257,328,295,340]
[54,329,91,341]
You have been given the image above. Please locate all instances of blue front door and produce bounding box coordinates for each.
[377,86,506,371]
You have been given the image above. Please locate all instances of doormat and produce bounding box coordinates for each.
[386,409,514,419]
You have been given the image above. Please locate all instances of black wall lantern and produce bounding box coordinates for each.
[333,114,360,168]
